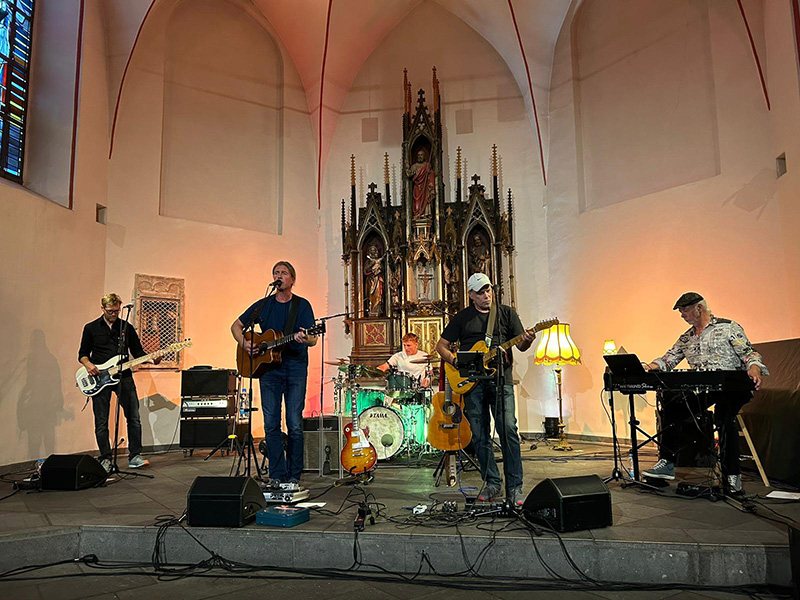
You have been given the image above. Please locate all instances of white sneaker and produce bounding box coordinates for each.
[727,474,743,493]
[100,458,112,473]
[128,455,150,468]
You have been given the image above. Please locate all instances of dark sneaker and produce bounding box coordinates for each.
[642,459,675,480]
[477,483,501,502]
[128,455,150,468]
[509,488,525,508]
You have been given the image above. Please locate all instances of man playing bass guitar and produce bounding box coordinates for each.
[231,261,317,484]
[435,273,536,507]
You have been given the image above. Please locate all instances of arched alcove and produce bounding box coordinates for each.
[159,0,283,233]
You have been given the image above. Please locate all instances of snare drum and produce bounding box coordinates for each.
[358,406,405,460]
[387,372,418,398]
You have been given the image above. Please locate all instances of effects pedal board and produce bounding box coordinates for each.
[260,481,310,503]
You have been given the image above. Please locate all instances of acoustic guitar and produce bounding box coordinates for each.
[428,361,471,452]
[444,318,559,395]
[236,324,324,378]
[340,366,378,475]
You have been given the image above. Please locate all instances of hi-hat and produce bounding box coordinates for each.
[324,358,349,366]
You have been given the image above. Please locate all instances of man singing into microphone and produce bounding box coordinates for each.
[231,261,317,484]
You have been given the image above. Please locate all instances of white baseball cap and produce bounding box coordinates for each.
[467,272,492,292]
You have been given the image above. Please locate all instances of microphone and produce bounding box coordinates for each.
[123,303,134,308]
[269,280,282,288]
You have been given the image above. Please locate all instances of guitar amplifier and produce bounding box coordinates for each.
[181,368,236,397]
[303,416,341,472]
[180,418,247,448]
[180,396,234,417]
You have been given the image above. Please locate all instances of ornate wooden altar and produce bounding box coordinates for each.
[341,68,518,364]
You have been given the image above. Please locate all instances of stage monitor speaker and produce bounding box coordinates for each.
[40,454,107,491]
[790,523,800,600]
[181,368,236,397]
[187,476,265,527]
[303,416,340,471]
[522,474,612,532]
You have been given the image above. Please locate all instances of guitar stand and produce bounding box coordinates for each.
[433,449,479,487]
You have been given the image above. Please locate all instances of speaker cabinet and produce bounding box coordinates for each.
[303,416,341,471]
[180,418,246,448]
[522,474,612,532]
[40,454,107,491]
[187,476,266,527]
[181,368,236,397]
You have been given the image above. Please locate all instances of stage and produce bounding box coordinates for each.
[0,440,794,597]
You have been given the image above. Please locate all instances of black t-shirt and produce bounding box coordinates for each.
[441,304,525,365]
[78,317,147,378]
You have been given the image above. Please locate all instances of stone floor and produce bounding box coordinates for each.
[0,439,796,598]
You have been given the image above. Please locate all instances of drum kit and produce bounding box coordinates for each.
[326,354,436,461]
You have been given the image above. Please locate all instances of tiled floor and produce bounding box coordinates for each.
[0,441,795,598]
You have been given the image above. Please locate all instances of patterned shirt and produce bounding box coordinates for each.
[652,316,768,374]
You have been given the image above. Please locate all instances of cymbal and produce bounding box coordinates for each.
[324,358,348,366]
[338,363,385,378]
[409,354,436,364]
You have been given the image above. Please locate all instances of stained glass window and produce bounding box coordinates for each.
[0,0,33,182]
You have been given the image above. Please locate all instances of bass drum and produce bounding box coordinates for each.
[358,406,405,460]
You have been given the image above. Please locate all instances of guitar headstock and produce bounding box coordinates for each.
[306,323,326,337]
[532,318,559,333]
[170,339,193,352]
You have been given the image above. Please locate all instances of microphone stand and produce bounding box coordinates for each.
[236,285,277,480]
[108,305,153,480]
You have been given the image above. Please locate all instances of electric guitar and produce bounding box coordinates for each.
[428,360,472,453]
[444,318,559,395]
[340,366,378,475]
[76,340,193,396]
[236,324,324,378]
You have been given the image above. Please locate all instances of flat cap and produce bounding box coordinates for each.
[673,292,704,310]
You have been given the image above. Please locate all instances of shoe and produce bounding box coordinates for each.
[128,455,150,468]
[477,483,501,502]
[509,488,525,508]
[642,459,675,480]
[726,474,743,494]
[100,458,112,473]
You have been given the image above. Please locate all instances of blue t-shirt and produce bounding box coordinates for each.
[239,295,315,367]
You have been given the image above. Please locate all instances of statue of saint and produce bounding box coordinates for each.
[468,233,491,277]
[406,149,435,219]
[363,244,385,316]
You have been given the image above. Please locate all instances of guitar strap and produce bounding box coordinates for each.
[284,295,302,336]
[484,298,498,348]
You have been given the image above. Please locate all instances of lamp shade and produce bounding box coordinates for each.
[534,323,581,366]
[602,340,617,355]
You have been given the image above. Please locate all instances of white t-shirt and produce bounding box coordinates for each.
[387,351,428,379]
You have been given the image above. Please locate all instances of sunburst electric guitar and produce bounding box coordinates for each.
[76,340,193,396]
[340,366,378,475]
[444,318,559,395]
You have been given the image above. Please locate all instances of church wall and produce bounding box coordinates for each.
[103,0,320,446]
[546,0,800,442]
[0,0,111,465]
[319,2,553,428]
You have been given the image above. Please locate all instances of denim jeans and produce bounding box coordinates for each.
[92,377,143,460]
[463,381,523,494]
[259,363,307,481]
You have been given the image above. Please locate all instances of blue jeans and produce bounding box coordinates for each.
[463,381,523,494]
[259,363,307,481]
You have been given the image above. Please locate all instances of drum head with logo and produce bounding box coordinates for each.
[358,406,405,460]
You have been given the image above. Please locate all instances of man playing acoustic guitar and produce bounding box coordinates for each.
[231,261,317,484]
[435,273,536,507]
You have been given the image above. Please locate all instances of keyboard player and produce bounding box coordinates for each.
[641,292,768,494]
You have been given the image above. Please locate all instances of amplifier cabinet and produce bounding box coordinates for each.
[180,418,247,449]
[181,368,236,398]
[180,396,235,418]
[303,416,341,471]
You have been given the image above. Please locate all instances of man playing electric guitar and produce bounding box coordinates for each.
[231,261,317,484]
[435,273,536,507]
[79,293,159,472]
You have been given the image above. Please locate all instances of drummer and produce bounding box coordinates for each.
[378,332,431,393]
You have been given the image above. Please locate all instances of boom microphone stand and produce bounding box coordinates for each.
[108,304,153,480]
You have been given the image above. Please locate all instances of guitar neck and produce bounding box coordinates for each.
[111,348,168,375]
[485,329,532,363]
[262,333,296,351]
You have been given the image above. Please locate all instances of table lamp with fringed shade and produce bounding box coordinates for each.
[534,323,581,451]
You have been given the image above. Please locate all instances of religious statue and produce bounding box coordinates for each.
[363,244,385,316]
[389,261,402,308]
[468,233,492,277]
[406,149,435,219]
[443,258,459,302]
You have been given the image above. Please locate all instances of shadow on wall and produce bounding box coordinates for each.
[18,330,73,459]
[141,393,179,450]
[722,168,777,218]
